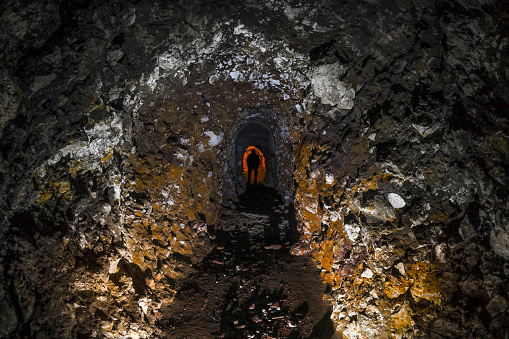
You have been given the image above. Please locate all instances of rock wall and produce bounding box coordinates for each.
[0,0,508,338]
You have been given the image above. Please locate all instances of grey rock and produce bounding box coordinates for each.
[0,298,17,337]
[486,294,507,317]
[0,70,22,137]
[0,0,508,337]
[491,226,509,260]
[459,277,478,296]
[490,312,509,331]
[14,277,36,321]
[432,318,463,338]
[30,74,57,93]
[107,49,125,66]
[459,217,475,242]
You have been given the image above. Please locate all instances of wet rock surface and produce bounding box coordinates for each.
[0,0,508,337]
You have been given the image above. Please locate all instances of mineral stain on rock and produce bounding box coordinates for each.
[1,0,509,338]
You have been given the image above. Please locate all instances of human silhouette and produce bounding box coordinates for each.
[246,149,261,185]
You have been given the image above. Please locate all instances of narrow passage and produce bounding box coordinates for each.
[159,187,336,338]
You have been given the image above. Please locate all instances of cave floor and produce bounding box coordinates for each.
[158,187,336,338]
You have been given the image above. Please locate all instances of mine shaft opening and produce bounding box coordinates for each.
[243,146,266,185]
[227,120,298,246]
[235,122,277,191]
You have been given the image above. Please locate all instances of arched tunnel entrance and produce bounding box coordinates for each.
[224,119,298,244]
[235,122,277,189]
[162,122,333,339]
[243,146,266,185]
[159,113,334,338]
[219,107,295,208]
[225,121,294,242]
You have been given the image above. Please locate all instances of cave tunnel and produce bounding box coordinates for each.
[1,0,509,337]
[235,122,277,189]
[243,146,266,185]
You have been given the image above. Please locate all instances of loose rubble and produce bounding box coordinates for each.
[0,0,508,338]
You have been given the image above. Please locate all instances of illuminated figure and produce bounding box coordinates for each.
[246,149,260,185]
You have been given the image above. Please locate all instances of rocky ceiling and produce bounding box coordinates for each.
[1,0,508,338]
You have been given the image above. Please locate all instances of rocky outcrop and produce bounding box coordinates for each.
[0,0,508,338]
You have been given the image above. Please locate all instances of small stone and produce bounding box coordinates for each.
[361,268,373,279]
[325,173,335,185]
[503,263,509,276]
[435,243,447,263]
[309,62,354,109]
[388,193,406,209]
[31,74,57,93]
[486,294,507,317]
[459,279,478,295]
[459,217,475,242]
[209,75,219,84]
[0,299,17,337]
[395,262,405,275]
[491,226,509,260]
[109,258,120,274]
[490,313,509,330]
[107,49,124,66]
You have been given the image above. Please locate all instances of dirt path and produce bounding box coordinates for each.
[158,187,337,338]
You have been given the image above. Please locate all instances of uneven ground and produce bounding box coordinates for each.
[1,0,508,338]
[159,187,335,338]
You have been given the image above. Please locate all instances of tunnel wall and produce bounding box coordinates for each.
[0,0,508,338]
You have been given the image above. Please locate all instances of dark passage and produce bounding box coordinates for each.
[158,188,335,338]
[237,186,299,246]
[246,149,261,185]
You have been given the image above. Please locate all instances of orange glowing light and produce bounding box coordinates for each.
[243,146,266,184]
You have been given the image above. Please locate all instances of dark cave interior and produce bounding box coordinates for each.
[0,0,508,338]
[242,146,266,185]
